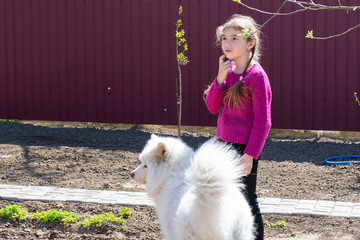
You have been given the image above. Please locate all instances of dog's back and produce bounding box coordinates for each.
[175,139,255,240]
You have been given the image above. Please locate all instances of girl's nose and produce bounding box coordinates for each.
[223,39,231,47]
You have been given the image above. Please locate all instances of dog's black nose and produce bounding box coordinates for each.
[130,172,134,178]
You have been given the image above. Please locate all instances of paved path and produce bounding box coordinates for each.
[1,184,359,218]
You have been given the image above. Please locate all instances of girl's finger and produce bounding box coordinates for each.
[219,55,227,64]
[222,62,231,70]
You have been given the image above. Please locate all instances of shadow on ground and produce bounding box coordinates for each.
[1,121,359,166]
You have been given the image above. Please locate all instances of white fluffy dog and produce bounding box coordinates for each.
[130,134,254,240]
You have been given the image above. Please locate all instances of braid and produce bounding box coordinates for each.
[241,47,255,78]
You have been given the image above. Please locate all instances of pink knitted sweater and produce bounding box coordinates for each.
[206,62,272,159]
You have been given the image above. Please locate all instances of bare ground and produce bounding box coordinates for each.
[0,121,359,239]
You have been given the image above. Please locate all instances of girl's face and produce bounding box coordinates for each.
[221,27,254,62]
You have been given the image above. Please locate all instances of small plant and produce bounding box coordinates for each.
[273,220,288,229]
[82,212,122,228]
[0,119,18,123]
[1,205,133,229]
[203,132,213,137]
[175,6,189,66]
[0,204,28,222]
[31,209,81,227]
[82,208,132,228]
[175,5,190,138]
[118,207,133,219]
[78,122,92,127]
[264,220,271,228]
[264,220,288,229]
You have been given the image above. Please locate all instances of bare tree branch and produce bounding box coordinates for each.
[236,1,309,16]
[236,0,359,15]
[311,23,360,40]
[233,0,360,39]
[288,0,360,11]
[258,0,290,31]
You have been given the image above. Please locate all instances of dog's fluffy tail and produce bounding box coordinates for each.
[177,139,251,239]
[186,138,245,200]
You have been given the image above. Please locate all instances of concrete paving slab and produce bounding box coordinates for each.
[1,184,359,218]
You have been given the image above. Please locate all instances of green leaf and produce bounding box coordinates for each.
[236,28,250,40]
[175,31,183,38]
[176,19,182,28]
[306,30,314,39]
[178,6,183,15]
[242,28,250,39]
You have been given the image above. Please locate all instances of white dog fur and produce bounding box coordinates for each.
[130,134,254,240]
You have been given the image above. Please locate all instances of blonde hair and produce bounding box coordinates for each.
[216,14,262,62]
[204,14,263,109]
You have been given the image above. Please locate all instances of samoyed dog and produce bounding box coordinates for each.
[130,134,254,240]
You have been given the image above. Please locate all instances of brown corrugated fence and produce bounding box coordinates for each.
[0,0,359,131]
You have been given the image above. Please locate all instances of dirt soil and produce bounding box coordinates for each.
[0,121,360,240]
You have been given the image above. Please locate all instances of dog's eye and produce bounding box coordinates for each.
[144,165,147,168]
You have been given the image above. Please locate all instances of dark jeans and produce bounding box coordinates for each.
[220,140,264,240]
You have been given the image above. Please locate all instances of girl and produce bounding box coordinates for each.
[204,15,272,240]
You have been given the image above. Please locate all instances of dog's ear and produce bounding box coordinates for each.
[154,142,167,162]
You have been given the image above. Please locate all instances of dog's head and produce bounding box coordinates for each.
[130,134,170,184]
[130,134,194,185]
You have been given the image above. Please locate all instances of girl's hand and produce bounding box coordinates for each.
[217,55,232,85]
[239,154,254,175]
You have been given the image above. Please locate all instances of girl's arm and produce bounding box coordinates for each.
[244,71,272,159]
[205,78,225,114]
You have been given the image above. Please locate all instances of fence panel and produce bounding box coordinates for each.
[0,0,359,131]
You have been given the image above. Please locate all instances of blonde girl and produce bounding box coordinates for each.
[204,14,272,240]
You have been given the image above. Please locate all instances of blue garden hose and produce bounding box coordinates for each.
[324,155,360,165]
